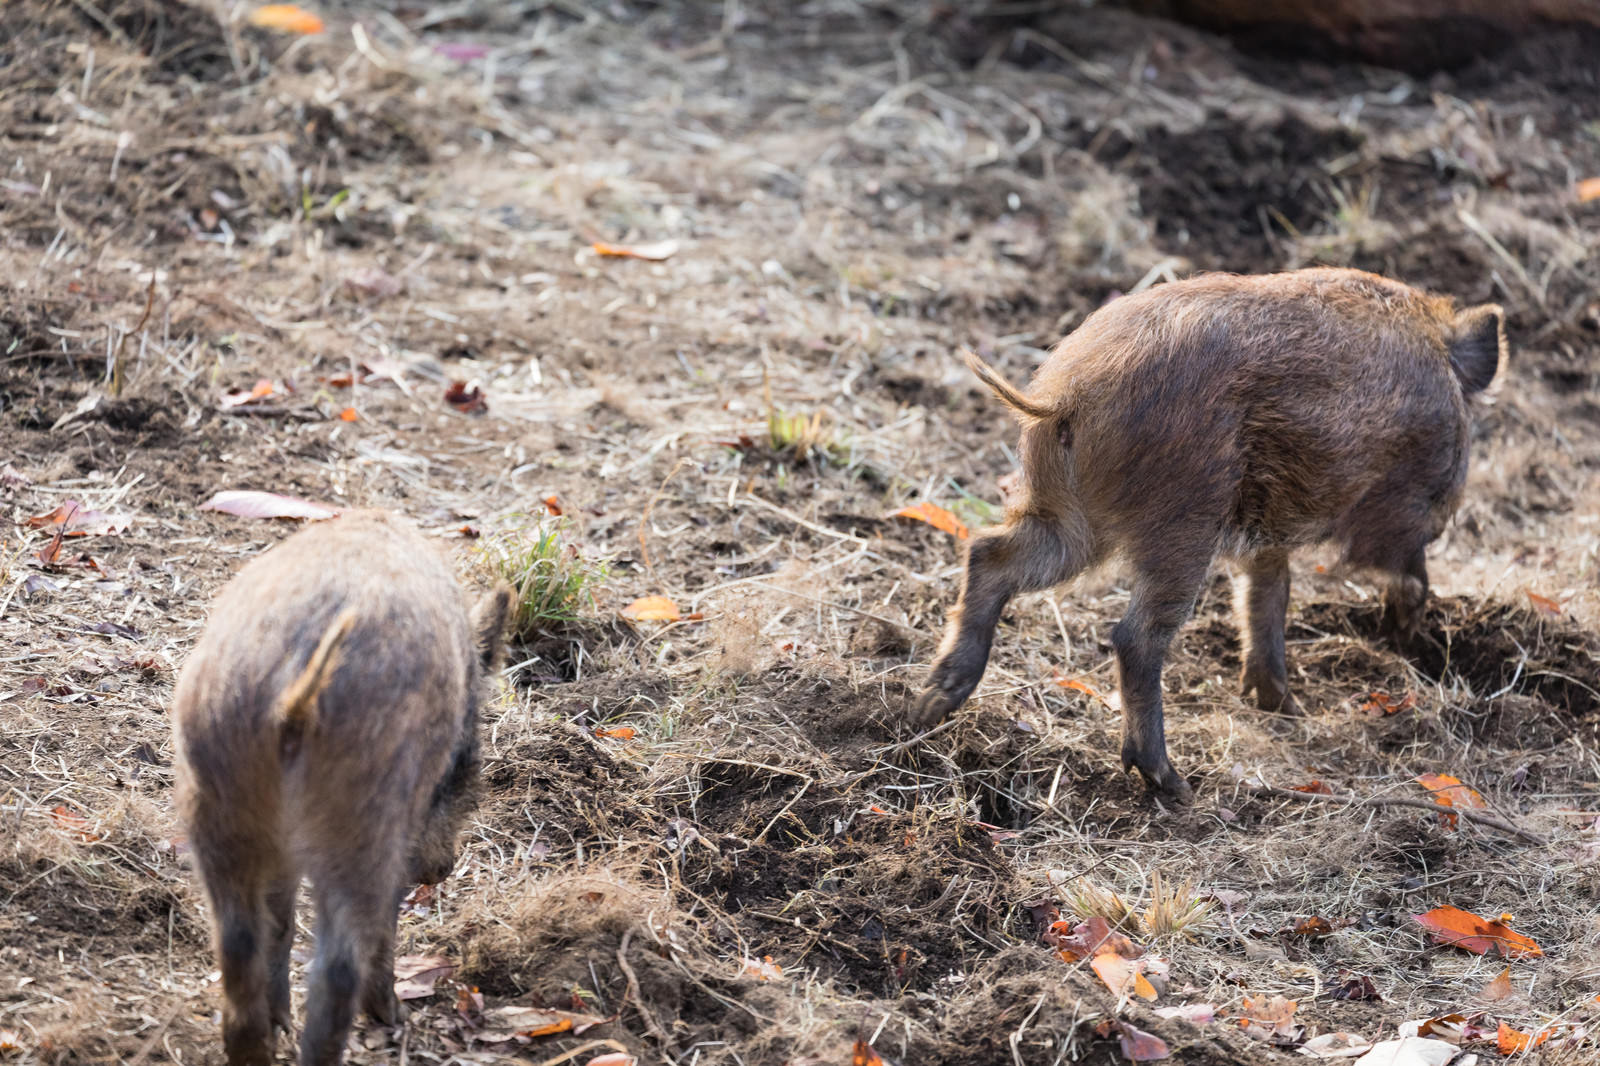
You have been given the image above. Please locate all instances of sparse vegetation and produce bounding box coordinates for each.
[2,1,1598,1064]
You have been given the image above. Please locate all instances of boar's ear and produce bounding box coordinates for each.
[472,583,516,670]
[1448,303,1506,395]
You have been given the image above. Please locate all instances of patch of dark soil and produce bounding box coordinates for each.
[96,0,235,83]
[1101,109,1361,268]
[0,857,196,956]
[1299,596,1600,721]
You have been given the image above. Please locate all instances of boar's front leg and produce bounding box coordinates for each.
[265,874,298,1035]
[1379,545,1429,647]
[1236,548,1297,712]
[1115,551,1212,803]
[910,514,1089,729]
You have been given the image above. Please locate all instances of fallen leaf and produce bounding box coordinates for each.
[1116,1021,1170,1061]
[1412,906,1542,958]
[1415,773,1487,830]
[592,239,679,261]
[339,407,359,422]
[1238,995,1300,1044]
[472,1005,606,1042]
[852,1038,886,1066]
[247,4,325,33]
[740,955,783,981]
[1496,1022,1550,1054]
[344,267,402,299]
[199,490,339,521]
[543,494,564,516]
[393,955,455,1000]
[0,1029,19,1052]
[1292,916,1335,936]
[1350,1037,1455,1066]
[1154,1003,1216,1025]
[50,805,99,842]
[1044,915,1142,963]
[621,595,681,622]
[400,883,435,917]
[25,501,131,537]
[1290,781,1335,796]
[1481,967,1514,1003]
[444,380,487,414]
[1091,952,1158,1001]
[1299,1032,1374,1058]
[35,524,65,566]
[221,378,278,407]
[1409,1013,1468,1041]
[1361,691,1416,717]
[593,726,636,740]
[889,501,969,539]
[1330,975,1382,1001]
[1577,177,1600,203]
[456,985,484,1016]
[1056,676,1104,701]
[1525,590,1562,616]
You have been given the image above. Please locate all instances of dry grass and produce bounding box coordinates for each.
[1,1,1599,1064]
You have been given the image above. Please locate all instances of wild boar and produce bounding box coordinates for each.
[172,510,514,1066]
[909,268,1506,801]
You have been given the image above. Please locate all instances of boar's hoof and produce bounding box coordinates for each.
[1239,666,1300,714]
[1121,746,1194,803]
[907,677,973,731]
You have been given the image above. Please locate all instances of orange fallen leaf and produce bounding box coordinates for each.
[221,378,277,407]
[543,494,563,516]
[890,501,969,539]
[1481,967,1515,1002]
[0,1029,19,1052]
[1361,690,1416,717]
[592,239,679,261]
[25,500,130,537]
[740,955,783,981]
[593,726,636,740]
[1526,590,1562,616]
[1292,916,1334,937]
[1290,780,1335,795]
[1237,994,1300,1043]
[1413,906,1542,958]
[472,1005,605,1041]
[1416,773,1486,830]
[621,595,680,622]
[1577,177,1600,203]
[852,1038,885,1066]
[1091,951,1158,1001]
[393,954,455,1001]
[247,4,325,34]
[1056,677,1103,701]
[339,407,359,422]
[50,805,99,842]
[1497,1021,1551,1054]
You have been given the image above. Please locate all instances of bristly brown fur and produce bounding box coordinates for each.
[913,268,1509,801]
[171,510,512,1066]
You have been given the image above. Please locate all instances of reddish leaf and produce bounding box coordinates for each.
[50,805,99,842]
[1415,773,1486,830]
[1092,952,1158,1001]
[199,490,339,521]
[1331,975,1381,1001]
[221,378,278,407]
[852,1038,886,1066]
[1481,967,1515,1002]
[35,523,66,566]
[1361,690,1416,716]
[1116,1021,1171,1061]
[339,407,359,422]
[740,955,783,981]
[1497,1022,1550,1054]
[621,595,680,622]
[1044,915,1141,963]
[1577,177,1600,203]
[543,494,564,516]
[1056,676,1105,702]
[1526,590,1562,616]
[472,1005,605,1041]
[592,239,679,261]
[1237,995,1300,1044]
[247,4,325,33]
[1290,781,1335,795]
[25,501,130,537]
[1412,906,1543,958]
[444,380,487,414]
[889,501,969,539]
[1292,916,1334,937]
[593,726,636,740]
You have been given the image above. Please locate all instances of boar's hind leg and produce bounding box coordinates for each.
[1116,549,1212,803]
[1236,548,1298,712]
[202,876,275,1066]
[1379,544,1429,646]
[266,875,298,1034]
[300,877,399,1066]
[910,514,1089,729]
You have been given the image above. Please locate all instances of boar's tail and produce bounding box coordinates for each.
[276,608,359,736]
[961,348,1055,422]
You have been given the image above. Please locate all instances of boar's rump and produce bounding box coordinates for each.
[172,509,513,1066]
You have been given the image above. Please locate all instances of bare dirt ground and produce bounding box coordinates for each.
[2,2,1599,1064]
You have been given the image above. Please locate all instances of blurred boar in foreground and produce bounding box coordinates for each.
[910,268,1506,801]
[173,510,514,1066]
